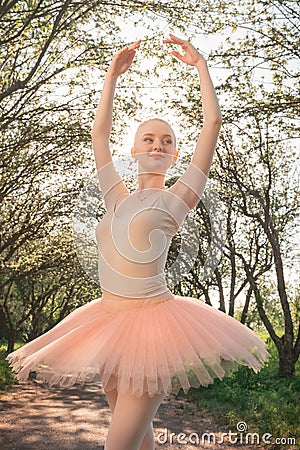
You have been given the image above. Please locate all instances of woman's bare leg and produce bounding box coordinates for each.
[138,423,155,450]
[105,388,155,450]
[104,386,118,413]
[104,385,164,450]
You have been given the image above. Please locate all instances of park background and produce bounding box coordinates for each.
[0,0,299,446]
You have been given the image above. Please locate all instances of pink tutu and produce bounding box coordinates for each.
[6,292,269,398]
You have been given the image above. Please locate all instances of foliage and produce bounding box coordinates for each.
[186,339,300,444]
[0,340,19,390]
[1,225,102,351]
[0,357,15,391]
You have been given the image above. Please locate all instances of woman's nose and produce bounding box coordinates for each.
[153,140,163,151]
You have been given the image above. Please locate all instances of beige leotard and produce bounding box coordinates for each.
[96,162,208,298]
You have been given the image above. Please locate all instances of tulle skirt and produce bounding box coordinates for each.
[6,291,269,398]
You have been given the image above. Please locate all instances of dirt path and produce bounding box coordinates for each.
[0,381,291,449]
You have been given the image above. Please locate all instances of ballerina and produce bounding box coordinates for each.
[6,34,269,450]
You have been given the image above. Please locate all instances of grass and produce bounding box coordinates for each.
[185,337,300,446]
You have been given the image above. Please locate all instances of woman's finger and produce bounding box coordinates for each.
[169,33,186,44]
[170,50,185,62]
[117,46,129,54]
[128,39,141,50]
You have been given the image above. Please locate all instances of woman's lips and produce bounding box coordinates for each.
[149,153,165,158]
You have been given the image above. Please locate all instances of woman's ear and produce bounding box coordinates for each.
[131,147,136,159]
[173,150,179,163]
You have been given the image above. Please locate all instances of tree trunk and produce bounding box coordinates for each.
[241,287,252,325]
[6,328,16,353]
[278,337,296,376]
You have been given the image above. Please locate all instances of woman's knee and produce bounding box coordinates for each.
[114,390,164,424]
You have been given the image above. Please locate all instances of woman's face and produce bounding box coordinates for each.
[131,120,177,174]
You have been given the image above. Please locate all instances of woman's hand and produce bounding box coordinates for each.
[108,40,141,78]
[163,34,206,67]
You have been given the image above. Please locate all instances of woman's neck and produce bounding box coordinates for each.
[137,173,166,191]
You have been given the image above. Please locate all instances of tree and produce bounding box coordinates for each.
[164,0,300,375]
[2,225,101,352]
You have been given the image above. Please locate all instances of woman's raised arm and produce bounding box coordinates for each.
[92,40,141,209]
[163,34,222,209]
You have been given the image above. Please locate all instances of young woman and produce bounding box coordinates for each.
[7,34,269,450]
